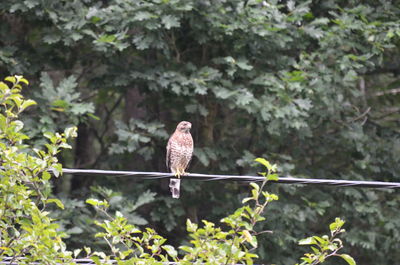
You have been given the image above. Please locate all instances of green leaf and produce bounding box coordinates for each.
[242,197,253,204]
[5,76,16,84]
[43,131,54,139]
[236,59,253,70]
[249,182,259,193]
[267,174,279,181]
[179,246,193,253]
[269,193,279,201]
[134,11,154,21]
[242,230,257,247]
[19,77,29,85]
[186,218,197,232]
[0,81,8,91]
[20,99,37,110]
[84,247,91,255]
[162,245,177,257]
[98,34,116,43]
[46,198,65,209]
[340,254,356,265]
[90,16,101,23]
[91,256,101,265]
[52,99,69,109]
[161,15,180,29]
[314,236,327,245]
[13,120,24,132]
[42,171,51,180]
[86,198,100,206]
[299,237,317,245]
[255,158,273,171]
[329,218,345,232]
[64,126,78,138]
[52,163,63,178]
[11,95,22,108]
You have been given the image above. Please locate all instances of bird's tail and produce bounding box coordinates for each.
[169,178,181,199]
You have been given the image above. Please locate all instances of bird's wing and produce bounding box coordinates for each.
[166,137,172,171]
[184,137,194,170]
[185,156,193,171]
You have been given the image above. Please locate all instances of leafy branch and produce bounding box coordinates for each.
[84,157,356,264]
[0,76,77,264]
[297,218,356,265]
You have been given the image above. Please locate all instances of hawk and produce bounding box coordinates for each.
[166,121,194,198]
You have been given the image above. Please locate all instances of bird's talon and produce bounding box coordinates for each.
[174,169,182,178]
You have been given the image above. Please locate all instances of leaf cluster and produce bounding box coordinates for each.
[83,158,355,265]
[0,76,77,264]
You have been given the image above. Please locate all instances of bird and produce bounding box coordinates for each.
[166,121,194,198]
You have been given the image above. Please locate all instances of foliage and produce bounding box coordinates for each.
[50,186,157,249]
[298,218,356,265]
[109,119,168,160]
[0,76,76,264]
[85,158,355,264]
[0,79,355,264]
[1,1,400,263]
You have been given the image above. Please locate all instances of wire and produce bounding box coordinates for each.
[0,257,261,265]
[0,258,106,265]
[59,168,400,189]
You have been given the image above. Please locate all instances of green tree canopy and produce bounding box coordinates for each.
[1,0,400,264]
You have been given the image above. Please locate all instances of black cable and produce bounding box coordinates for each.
[0,257,261,265]
[59,168,400,189]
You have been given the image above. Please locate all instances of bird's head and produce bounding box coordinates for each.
[176,121,192,133]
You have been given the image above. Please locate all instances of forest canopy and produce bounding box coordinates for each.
[0,0,400,264]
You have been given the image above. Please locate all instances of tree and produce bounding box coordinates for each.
[1,1,400,263]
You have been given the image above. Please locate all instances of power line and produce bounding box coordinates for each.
[60,168,400,189]
[0,258,261,265]
[0,258,100,265]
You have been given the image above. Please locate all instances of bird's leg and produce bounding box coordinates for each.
[174,168,182,179]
